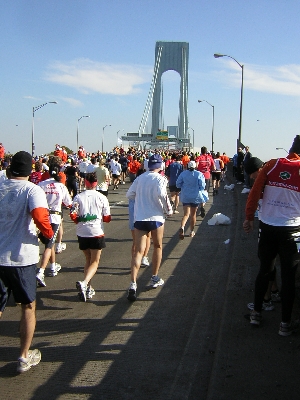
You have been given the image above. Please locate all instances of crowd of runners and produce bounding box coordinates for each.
[2,137,300,373]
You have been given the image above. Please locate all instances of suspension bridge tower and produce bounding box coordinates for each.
[138,41,189,147]
[152,41,189,139]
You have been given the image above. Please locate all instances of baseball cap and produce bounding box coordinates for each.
[148,154,162,170]
[188,160,196,169]
[10,151,33,177]
[244,157,264,175]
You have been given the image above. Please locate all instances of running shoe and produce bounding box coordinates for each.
[150,275,164,288]
[271,290,281,302]
[36,272,46,287]
[76,281,87,302]
[250,310,262,326]
[86,286,95,299]
[55,242,66,254]
[179,228,184,240]
[174,209,179,214]
[247,300,274,311]
[278,320,299,336]
[141,256,150,267]
[200,206,206,218]
[127,282,137,301]
[190,231,195,238]
[49,263,62,276]
[17,349,41,373]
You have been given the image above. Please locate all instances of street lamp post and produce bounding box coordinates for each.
[102,124,111,153]
[198,100,214,152]
[214,53,244,148]
[116,129,124,146]
[77,115,90,151]
[32,101,57,157]
[276,147,288,154]
[188,127,194,150]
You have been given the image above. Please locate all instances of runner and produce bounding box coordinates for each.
[70,172,111,302]
[176,160,207,239]
[36,163,72,287]
[126,154,173,301]
[0,151,53,373]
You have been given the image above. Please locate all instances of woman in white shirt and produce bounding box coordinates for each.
[70,172,111,302]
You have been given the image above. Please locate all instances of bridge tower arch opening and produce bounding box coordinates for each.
[151,41,189,140]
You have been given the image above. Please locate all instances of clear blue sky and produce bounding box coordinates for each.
[1,0,300,161]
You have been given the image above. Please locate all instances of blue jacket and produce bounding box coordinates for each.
[176,169,207,204]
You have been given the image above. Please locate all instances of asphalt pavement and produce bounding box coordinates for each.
[1,166,300,400]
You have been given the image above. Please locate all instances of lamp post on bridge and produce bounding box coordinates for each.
[198,100,214,153]
[214,53,244,149]
[276,147,288,154]
[32,101,57,157]
[77,116,90,151]
[188,127,194,151]
[117,129,124,147]
[102,124,111,154]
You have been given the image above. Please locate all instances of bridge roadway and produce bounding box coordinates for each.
[1,169,300,399]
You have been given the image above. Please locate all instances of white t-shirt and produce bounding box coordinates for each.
[38,178,72,224]
[0,179,49,266]
[126,171,172,223]
[78,160,90,173]
[72,189,111,237]
[110,160,122,175]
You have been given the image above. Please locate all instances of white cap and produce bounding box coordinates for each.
[188,161,196,169]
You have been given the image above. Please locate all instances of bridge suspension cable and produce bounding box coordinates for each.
[138,45,163,135]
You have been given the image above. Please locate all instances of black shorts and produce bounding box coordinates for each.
[0,264,37,311]
[38,223,60,249]
[77,236,106,250]
[79,172,86,179]
[169,185,181,193]
[211,171,221,181]
[112,174,120,179]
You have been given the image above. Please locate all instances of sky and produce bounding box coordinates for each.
[1,0,300,161]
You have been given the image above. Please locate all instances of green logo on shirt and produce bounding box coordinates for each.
[280,171,291,180]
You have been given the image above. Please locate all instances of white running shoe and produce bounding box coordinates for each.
[150,276,164,288]
[49,263,62,276]
[127,282,137,301]
[17,349,42,373]
[141,256,150,267]
[36,272,46,287]
[86,287,95,299]
[76,281,87,302]
[55,243,66,253]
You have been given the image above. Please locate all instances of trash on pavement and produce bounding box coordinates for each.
[224,239,230,244]
[207,213,231,226]
[241,188,251,194]
[224,184,235,191]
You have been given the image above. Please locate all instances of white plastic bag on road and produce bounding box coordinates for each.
[224,184,235,191]
[207,213,231,226]
[241,188,251,194]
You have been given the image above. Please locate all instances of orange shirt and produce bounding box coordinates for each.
[181,155,190,167]
[220,154,230,165]
[128,160,141,174]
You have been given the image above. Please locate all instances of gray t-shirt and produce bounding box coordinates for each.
[0,179,49,266]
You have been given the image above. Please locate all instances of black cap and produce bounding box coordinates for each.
[289,135,300,155]
[10,151,32,177]
[244,157,264,175]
